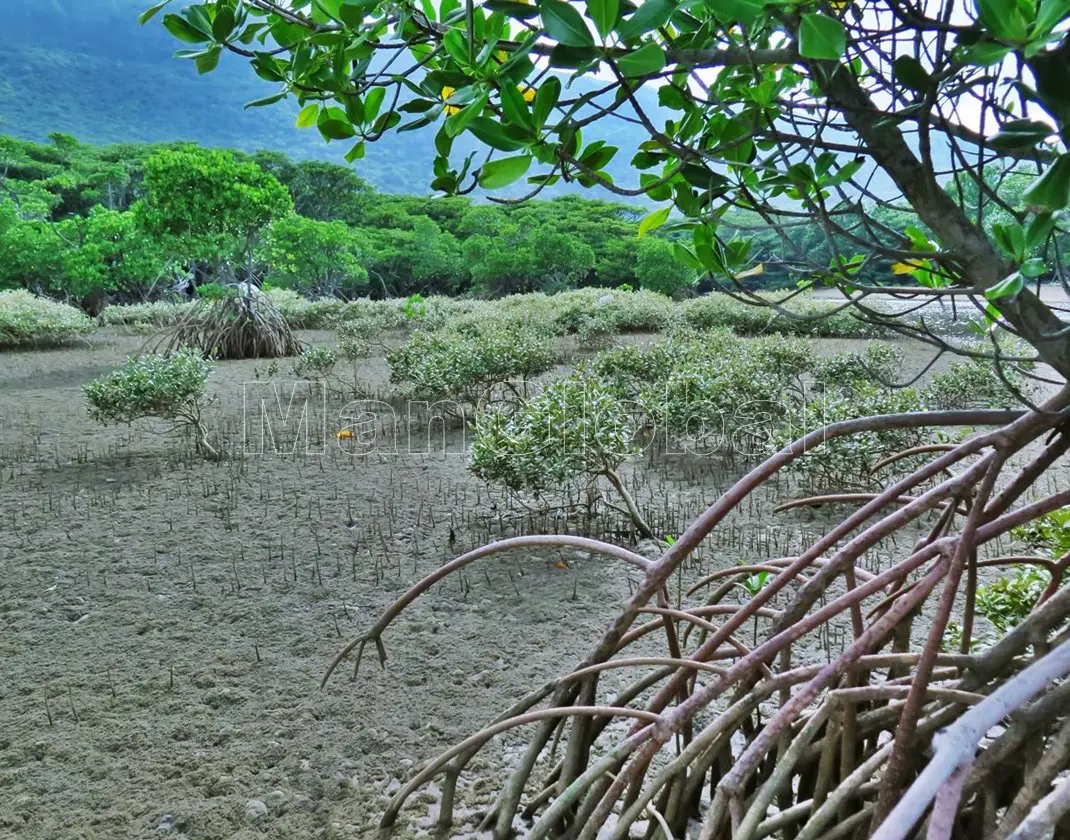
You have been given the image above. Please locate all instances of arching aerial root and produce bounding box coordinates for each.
[325,401,1070,838]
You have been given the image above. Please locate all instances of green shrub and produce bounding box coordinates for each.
[84,348,218,458]
[814,342,904,393]
[0,290,94,347]
[291,344,337,380]
[470,368,651,535]
[922,359,1024,410]
[471,370,638,491]
[773,384,926,489]
[263,288,312,325]
[97,300,192,327]
[682,293,880,338]
[976,566,1051,635]
[592,328,737,397]
[593,331,813,454]
[389,321,558,405]
[196,282,237,301]
[1013,506,1070,558]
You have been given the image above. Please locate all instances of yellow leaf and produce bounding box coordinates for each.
[336,429,355,439]
[519,85,537,103]
[891,261,920,275]
[441,86,461,116]
[734,264,765,280]
[551,560,569,570]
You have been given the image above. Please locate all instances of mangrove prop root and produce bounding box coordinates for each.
[325,401,1070,837]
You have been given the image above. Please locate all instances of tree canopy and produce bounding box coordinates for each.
[143,0,1070,378]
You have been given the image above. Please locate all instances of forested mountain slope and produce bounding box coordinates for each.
[0,0,655,197]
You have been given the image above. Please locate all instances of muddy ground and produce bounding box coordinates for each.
[0,330,1061,840]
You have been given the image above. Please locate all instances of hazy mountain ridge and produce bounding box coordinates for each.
[0,0,657,198]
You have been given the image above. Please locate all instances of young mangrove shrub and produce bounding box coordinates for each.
[972,506,1070,639]
[922,358,1025,409]
[976,566,1052,635]
[681,292,880,338]
[635,333,814,456]
[291,344,337,380]
[84,348,219,459]
[813,342,904,393]
[388,321,557,406]
[775,384,926,490]
[0,289,94,347]
[336,318,376,361]
[97,300,192,328]
[591,328,737,398]
[469,369,651,537]
[1013,505,1070,558]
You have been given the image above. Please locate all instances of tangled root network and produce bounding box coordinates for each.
[157,292,300,360]
[326,390,1070,840]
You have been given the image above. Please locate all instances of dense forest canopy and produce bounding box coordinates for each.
[5,132,1044,310]
[0,133,680,302]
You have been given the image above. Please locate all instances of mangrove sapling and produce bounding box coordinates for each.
[84,348,220,459]
[388,320,557,408]
[469,369,654,539]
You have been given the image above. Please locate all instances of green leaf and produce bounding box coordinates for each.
[446,93,490,137]
[1021,257,1047,278]
[1033,0,1070,36]
[399,98,437,113]
[478,154,533,188]
[638,206,671,237]
[372,111,401,133]
[672,243,703,269]
[296,103,320,128]
[364,87,386,124]
[139,1,172,26]
[974,0,1028,41]
[1025,213,1055,250]
[549,45,600,68]
[344,141,366,162]
[339,0,373,27]
[798,13,847,61]
[961,40,1013,66]
[533,76,561,129]
[717,117,755,164]
[317,106,357,140]
[468,117,531,151]
[443,29,473,67]
[212,7,236,41]
[542,0,595,46]
[616,42,666,77]
[988,119,1054,150]
[708,0,765,26]
[587,0,621,38]
[894,56,931,92]
[194,45,222,74]
[162,13,210,43]
[1024,153,1070,212]
[244,91,287,109]
[484,0,542,20]
[500,83,535,132]
[618,0,676,38]
[985,272,1024,301]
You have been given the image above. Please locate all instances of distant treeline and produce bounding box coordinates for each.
[1,133,712,307]
[6,133,1048,313]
